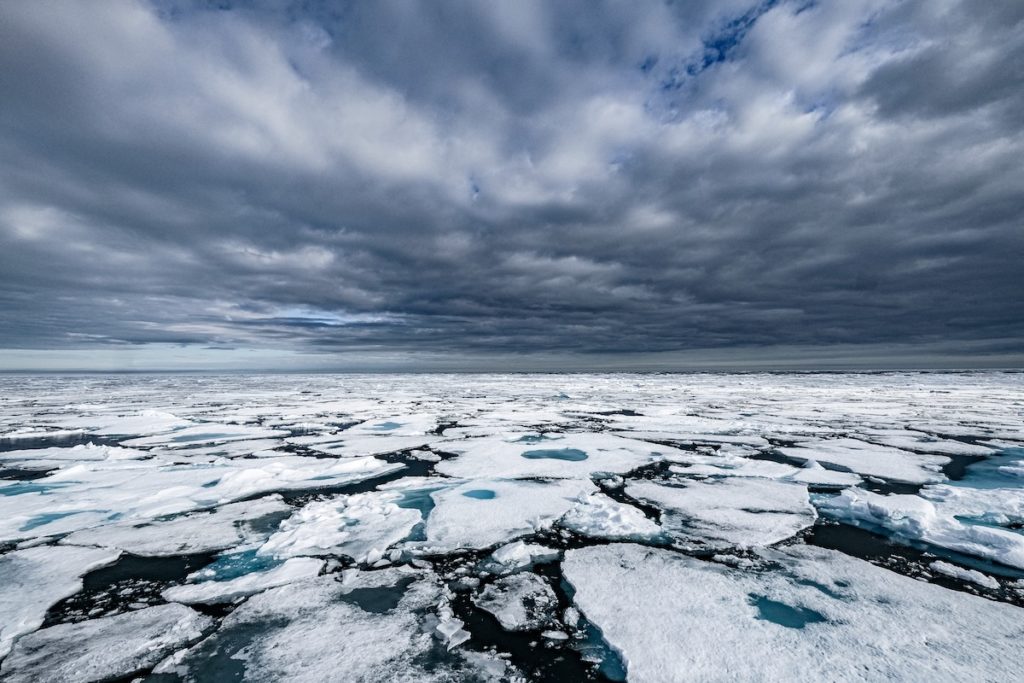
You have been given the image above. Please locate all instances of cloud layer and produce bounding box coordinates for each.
[1,0,1022,368]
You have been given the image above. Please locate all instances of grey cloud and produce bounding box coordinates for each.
[0,0,1021,369]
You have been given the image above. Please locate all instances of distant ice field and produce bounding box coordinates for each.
[0,372,1022,682]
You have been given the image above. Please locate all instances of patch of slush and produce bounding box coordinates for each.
[0,545,121,658]
[473,572,558,632]
[626,478,816,549]
[562,543,1024,681]
[814,488,1024,569]
[163,557,324,604]
[258,490,422,564]
[0,604,212,683]
[420,478,596,552]
[778,438,949,484]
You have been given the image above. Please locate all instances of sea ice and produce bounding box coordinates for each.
[558,492,662,541]
[163,557,324,604]
[473,572,558,632]
[0,604,213,683]
[258,491,422,563]
[61,495,290,556]
[929,561,1000,590]
[778,437,949,484]
[0,545,121,658]
[815,488,1024,569]
[482,540,561,575]
[435,433,665,479]
[0,455,402,543]
[420,478,596,552]
[157,569,474,682]
[563,543,1024,682]
[626,477,816,548]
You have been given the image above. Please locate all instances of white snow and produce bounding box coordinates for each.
[778,438,949,484]
[815,488,1024,569]
[484,541,561,574]
[61,495,290,556]
[929,561,1000,590]
[435,432,664,479]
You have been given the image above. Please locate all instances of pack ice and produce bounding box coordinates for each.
[0,372,1021,681]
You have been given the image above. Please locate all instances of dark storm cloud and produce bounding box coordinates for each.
[0,0,1022,368]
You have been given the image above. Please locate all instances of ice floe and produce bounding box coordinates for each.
[163,557,325,604]
[626,477,816,548]
[420,478,596,552]
[61,495,290,556]
[815,488,1024,569]
[0,545,121,658]
[435,432,667,479]
[558,492,662,541]
[259,491,422,563]
[157,568,480,681]
[778,437,949,484]
[0,604,212,683]
[563,543,1024,681]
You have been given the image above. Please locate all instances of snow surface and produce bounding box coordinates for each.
[259,491,421,563]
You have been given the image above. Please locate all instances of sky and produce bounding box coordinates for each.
[1,0,1022,371]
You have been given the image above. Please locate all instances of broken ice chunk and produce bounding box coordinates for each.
[258,491,421,563]
[473,572,558,632]
[483,540,561,575]
[162,557,324,605]
[929,561,1000,590]
[559,492,661,541]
